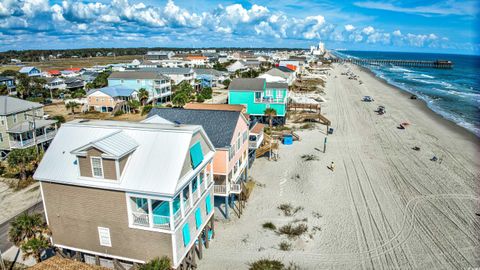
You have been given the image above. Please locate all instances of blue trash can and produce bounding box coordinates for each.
[283,135,293,145]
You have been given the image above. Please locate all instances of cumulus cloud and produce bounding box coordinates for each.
[344,24,355,32]
[0,0,455,51]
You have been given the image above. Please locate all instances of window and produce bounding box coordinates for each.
[277,91,283,99]
[195,208,202,229]
[13,114,17,123]
[24,113,27,120]
[265,89,272,97]
[242,131,248,144]
[137,80,140,83]
[229,147,234,160]
[182,223,191,247]
[0,133,3,142]
[254,92,262,101]
[98,227,112,247]
[91,157,103,178]
[1,118,3,126]
[236,133,241,151]
[205,194,212,214]
[190,141,204,169]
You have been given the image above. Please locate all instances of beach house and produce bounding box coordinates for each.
[18,66,41,77]
[0,96,57,157]
[228,78,289,125]
[193,69,229,88]
[0,76,15,92]
[258,67,296,86]
[145,108,249,218]
[86,86,138,113]
[34,119,216,269]
[139,67,195,86]
[108,71,171,103]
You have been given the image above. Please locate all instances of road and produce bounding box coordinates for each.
[0,202,44,252]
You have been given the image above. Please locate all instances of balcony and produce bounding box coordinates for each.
[249,133,264,149]
[254,96,285,104]
[9,129,57,149]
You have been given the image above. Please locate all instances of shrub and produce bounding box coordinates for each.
[196,95,205,103]
[139,256,171,270]
[279,241,291,251]
[113,110,124,116]
[51,115,66,124]
[277,223,308,239]
[262,222,276,230]
[249,259,284,270]
[301,154,318,161]
[299,123,314,130]
[278,204,303,217]
[142,105,153,116]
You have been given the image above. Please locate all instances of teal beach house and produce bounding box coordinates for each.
[228,78,288,125]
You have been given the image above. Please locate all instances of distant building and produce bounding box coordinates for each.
[139,67,195,86]
[185,56,208,67]
[258,67,296,86]
[228,78,288,125]
[0,96,58,157]
[310,42,325,55]
[44,77,66,90]
[194,69,229,88]
[108,71,171,103]
[0,76,15,92]
[86,86,138,112]
[145,51,175,61]
[18,66,41,77]
[226,60,248,73]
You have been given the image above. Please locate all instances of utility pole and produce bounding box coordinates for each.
[323,137,327,153]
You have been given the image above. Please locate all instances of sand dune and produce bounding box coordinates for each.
[198,63,480,269]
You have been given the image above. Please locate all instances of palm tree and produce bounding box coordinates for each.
[7,147,39,185]
[138,88,149,106]
[21,237,50,263]
[139,256,171,270]
[9,213,51,266]
[65,101,80,114]
[264,108,277,129]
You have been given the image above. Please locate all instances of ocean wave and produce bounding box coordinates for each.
[420,74,434,79]
[388,66,414,73]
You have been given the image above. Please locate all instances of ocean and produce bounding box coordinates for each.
[333,50,480,137]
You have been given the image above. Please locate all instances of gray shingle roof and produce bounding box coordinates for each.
[228,78,265,91]
[109,71,169,80]
[266,82,288,89]
[147,108,242,148]
[0,96,43,115]
[139,67,193,75]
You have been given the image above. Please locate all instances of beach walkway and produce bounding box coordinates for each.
[197,62,480,269]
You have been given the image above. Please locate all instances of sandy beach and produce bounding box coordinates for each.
[198,63,480,269]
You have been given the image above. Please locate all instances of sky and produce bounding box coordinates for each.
[0,0,478,54]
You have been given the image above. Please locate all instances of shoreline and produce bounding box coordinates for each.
[353,63,479,144]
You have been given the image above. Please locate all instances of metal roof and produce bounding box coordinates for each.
[34,119,215,196]
[146,108,243,148]
[71,131,139,158]
[0,96,43,116]
[109,71,169,80]
[264,68,291,79]
[228,78,265,91]
[87,86,137,97]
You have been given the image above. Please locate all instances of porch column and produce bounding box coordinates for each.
[225,195,229,218]
[179,192,185,218]
[147,199,153,228]
[189,182,193,208]
[19,133,23,146]
[169,200,175,229]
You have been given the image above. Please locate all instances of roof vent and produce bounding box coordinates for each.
[173,120,181,127]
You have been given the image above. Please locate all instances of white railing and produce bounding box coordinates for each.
[9,130,57,149]
[173,210,182,225]
[231,184,241,193]
[192,190,200,203]
[152,214,171,229]
[132,211,150,227]
[214,185,227,195]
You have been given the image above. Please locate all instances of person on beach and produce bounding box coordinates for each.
[330,161,335,171]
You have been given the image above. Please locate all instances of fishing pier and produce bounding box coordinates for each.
[333,58,453,69]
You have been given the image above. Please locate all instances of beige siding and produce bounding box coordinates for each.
[78,148,117,180]
[0,107,45,151]
[42,182,173,262]
[119,155,129,176]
